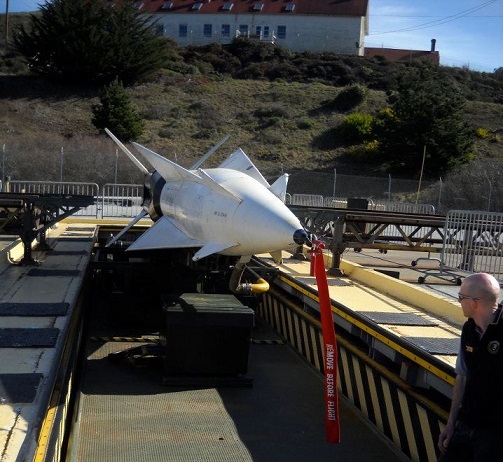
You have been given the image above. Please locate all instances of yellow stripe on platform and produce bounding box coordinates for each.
[278,274,455,385]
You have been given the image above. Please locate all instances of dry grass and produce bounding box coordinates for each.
[0,72,502,187]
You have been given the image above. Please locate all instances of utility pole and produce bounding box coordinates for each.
[4,0,10,43]
[416,145,426,204]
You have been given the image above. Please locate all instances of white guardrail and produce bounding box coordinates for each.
[6,184,503,281]
[421,210,503,283]
[6,181,144,219]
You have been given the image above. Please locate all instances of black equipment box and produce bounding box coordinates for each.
[161,293,254,377]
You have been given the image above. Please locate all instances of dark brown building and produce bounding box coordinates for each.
[365,39,440,65]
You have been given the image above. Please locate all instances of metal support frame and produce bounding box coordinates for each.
[0,192,95,265]
[288,205,447,275]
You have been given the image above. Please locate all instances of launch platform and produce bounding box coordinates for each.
[0,220,468,462]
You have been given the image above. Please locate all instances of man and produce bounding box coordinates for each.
[438,272,503,461]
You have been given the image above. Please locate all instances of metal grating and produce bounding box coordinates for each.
[0,328,59,347]
[0,302,69,316]
[58,237,93,242]
[48,250,88,256]
[0,373,43,403]
[27,269,81,277]
[403,336,459,355]
[361,311,437,326]
[72,341,254,461]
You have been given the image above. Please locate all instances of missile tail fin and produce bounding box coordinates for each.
[105,128,149,174]
[269,173,289,203]
[127,216,204,251]
[197,169,242,201]
[218,148,270,188]
[192,242,239,261]
[106,209,148,247]
[190,134,230,170]
[131,142,200,181]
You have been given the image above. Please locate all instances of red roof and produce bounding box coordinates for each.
[365,47,440,65]
[128,0,369,16]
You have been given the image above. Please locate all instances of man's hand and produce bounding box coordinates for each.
[438,423,454,455]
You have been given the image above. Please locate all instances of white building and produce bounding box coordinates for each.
[128,0,369,55]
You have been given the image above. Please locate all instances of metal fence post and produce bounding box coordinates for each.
[487,179,492,211]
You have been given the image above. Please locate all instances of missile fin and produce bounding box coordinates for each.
[197,168,242,201]
[218,148,270,188]
[269,249,283,264]
[190,134,230,170]
[106,209,148,247]
[269,173,289,203]
[193,242,239,261]
[131,142,200,181]
[126,216,204,251]
[105,128,149,174]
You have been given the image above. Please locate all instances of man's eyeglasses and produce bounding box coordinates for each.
[458,293,480,302]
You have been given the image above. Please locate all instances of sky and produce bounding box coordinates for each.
[368,0,502,72]
[2,0,502,72]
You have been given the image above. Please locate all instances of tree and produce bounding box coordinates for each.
[374,63,474,176]
[92,79,144,140]
[13,0,170,85]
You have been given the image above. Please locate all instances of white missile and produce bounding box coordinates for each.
[105,129,309,261]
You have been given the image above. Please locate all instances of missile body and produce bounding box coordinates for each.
[106,131,309,261]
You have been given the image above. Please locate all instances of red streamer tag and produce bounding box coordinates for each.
[313,243,341,443]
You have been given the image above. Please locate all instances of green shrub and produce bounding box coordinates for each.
[331,84,368,111]
[346,140,380,160]
[338,112,375,144]
[296,117,316,129]
[253,105,289,119]
[475,127,491,139]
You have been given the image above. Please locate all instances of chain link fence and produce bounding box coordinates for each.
[286,170,438,205]
[283,168,503,214]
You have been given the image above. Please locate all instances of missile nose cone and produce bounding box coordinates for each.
[293,228,309,245]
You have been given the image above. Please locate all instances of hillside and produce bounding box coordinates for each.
[1,12,503,207]
[1,73,502,182]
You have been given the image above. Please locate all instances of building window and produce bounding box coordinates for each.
[255,26,261,37]
[277,25,286,39]
[203,24,212,37]
[263,26,269,38]
[155,24,165,36]
[179,24,188,38]
[238,24,248,37]
[221,24,231,37]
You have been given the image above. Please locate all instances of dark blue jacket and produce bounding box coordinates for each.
[459,307,503,428]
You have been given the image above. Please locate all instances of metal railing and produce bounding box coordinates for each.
[290,194,437,245]
[4,181,144,219]
[101,184,143,218]
[420,210,503,283]
[7,180,99,196]
[289,194,435,215]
